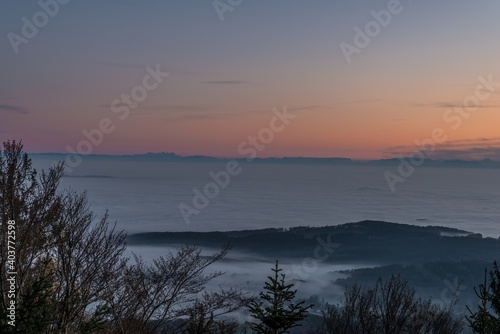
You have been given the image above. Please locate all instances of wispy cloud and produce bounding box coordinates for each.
[414,102,500,109]
[344,99,380,104]
[289,105,322,111]
[0,104,30,115]
[385,137,500,161]
[96,61,147,70]
[164,104,323,121]
[88,0,159,9]
[242,105,326,115]
[95,61,197,76]
[164,112,239,121]
[201,80,248,85]
[97,104,213,112]
[321,99,382,110]
[143,105,212,112]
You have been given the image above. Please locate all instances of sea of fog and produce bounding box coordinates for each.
[31,156,500,238]
[122,245,371,304]
[29,156,500,304]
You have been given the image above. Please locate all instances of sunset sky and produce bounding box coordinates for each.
[1,0,500,160]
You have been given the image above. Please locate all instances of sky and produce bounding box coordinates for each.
[1,0,500,160]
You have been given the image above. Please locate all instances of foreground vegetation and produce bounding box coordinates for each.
[0,141,246,333]
[0,141,498,333]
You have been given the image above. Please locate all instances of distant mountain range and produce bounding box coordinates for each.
[30,152,500,168]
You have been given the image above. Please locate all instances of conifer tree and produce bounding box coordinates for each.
[248,260,312,334]
[467,262,500,334]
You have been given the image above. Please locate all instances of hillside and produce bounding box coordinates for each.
[127,220,499,265]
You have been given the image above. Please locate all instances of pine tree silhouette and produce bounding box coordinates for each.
[248,260,312,334]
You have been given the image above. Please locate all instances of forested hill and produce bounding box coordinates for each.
[127,220,499,265]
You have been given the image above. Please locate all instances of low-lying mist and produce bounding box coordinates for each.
[125,245,377,306]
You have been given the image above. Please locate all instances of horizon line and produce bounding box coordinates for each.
[27,151,500,163]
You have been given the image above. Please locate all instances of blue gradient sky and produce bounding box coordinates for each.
[1,0,500,159]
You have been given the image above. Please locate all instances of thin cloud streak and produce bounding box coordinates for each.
[0,104,30,115]
[95,61,198,76]
[163,112,239,121]
[88,0,160,9]
[414,102,500,109]
[201,80,248,85]
[97,104,213,112]
[385,137,500,161]
[243,105,326,115]
[289,105,322,111]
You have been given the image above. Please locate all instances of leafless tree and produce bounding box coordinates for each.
[0,141,246,333]
[104,244,247,334]
[314,275,463,334]
[177,293,242,334]
[50,191,127,333]
[0,141,64,332]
